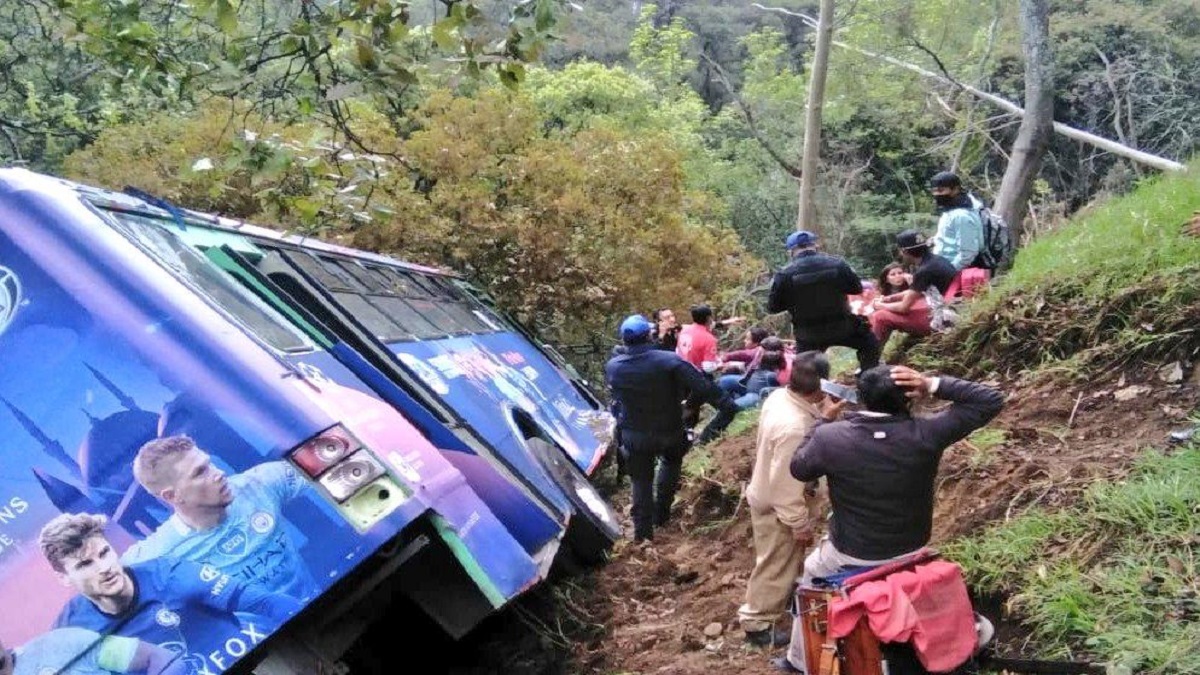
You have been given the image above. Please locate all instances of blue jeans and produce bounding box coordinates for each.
[718,374,747,397]
[620,430,690,541]
[697,389,771,444]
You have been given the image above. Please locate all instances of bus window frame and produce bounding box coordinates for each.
[93,205,318,355]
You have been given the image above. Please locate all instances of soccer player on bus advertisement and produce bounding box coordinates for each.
[122,436,319,602]
[39,513,300,674]
[0,628,187,675]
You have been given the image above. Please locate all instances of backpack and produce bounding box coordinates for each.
[974,204,1013,270]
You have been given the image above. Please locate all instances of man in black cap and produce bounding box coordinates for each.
[870,229,958,344]
[605,314,736,542]
[767,230,879,372]
[929,171,984,271]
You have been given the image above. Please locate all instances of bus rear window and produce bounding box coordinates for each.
[101,210,313,353]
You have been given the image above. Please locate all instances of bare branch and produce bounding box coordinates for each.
[698,51,802,179]
[752,2,1187,173]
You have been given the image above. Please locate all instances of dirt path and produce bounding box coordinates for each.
[563,366,1199,674]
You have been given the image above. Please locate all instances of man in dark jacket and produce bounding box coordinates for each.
[774,364,1003,672]
[605,314,736,542]
[767,230,880,372]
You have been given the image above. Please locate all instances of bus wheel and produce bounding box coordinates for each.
[527,437,622,566]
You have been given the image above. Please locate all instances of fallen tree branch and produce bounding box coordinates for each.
[751,3,1187,173]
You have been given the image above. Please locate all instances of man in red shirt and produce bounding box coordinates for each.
[675,304,719,372]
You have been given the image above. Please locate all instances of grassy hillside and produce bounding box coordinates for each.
[923,164,1200,673]
[913,165,1200,382]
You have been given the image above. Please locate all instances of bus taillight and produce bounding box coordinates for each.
[292,427,357,478]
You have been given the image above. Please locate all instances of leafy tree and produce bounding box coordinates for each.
[62,90,758,351]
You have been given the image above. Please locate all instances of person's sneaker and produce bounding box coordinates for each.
[770,656,804,673]
[745,626,790,648]
[974,613,995,652]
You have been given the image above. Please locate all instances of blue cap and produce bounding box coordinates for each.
[619,314,653,341]
[785,230,819,249]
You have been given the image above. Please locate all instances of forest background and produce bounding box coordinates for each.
[3,0,1199,375]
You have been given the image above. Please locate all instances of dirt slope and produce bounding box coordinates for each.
[568,364,1200,674]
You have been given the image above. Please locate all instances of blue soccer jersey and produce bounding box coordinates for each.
[124,462,318,601]
[12,628,138,675]
[54,557,300,674]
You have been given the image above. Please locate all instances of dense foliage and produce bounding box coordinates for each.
[5,0,1200,351]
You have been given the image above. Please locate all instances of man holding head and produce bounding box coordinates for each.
[738,351,844,648]
[123,436,318,602]
[650,308,681,352]
[767,230,879,372]
[605,314,736,542]
[869,229,958,345]
[773,364,1003,671]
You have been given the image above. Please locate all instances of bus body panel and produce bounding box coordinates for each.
[283,349,566,551]
[0,169,541,672]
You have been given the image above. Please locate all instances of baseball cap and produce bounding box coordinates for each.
[619,314,653,341]
[785,230,819,249]
[930,171,961,189]
[896,229,928,250]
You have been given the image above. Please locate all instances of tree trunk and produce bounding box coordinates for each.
[994,0,1054,245]
[753,3,1186,173]
[795,0,834,234]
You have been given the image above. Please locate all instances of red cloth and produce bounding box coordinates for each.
[945,267,990,300]
[828,560,977,673]
[676,323,718,370]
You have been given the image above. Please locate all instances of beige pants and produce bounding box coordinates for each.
[737,507,807,633]
[784,537,917,671]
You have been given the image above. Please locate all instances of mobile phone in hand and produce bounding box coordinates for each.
[820,379,859,404]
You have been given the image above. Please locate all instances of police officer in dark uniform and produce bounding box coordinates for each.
[605,314,735,542]
[767,230,880,372]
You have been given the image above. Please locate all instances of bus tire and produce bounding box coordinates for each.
[527,437,622,566]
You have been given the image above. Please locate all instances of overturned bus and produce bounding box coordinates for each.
[0,168,619,674]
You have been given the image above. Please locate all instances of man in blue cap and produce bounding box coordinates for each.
[768,230,879,372]
[605,314,736,542]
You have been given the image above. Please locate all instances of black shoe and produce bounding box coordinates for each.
[770,656,803,673]
[745,627,790,648]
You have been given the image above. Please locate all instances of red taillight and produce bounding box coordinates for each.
[292,427,357,477]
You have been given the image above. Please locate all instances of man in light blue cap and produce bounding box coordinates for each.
[605,314,735,542]
[768,230,879,372]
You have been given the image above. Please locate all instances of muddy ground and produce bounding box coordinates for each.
[350,363,1199,675]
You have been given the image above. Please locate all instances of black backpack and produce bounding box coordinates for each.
[974,204,1013,270]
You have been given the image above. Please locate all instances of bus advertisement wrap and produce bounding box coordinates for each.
[0,171,545,674]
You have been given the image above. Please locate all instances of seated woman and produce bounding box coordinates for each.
[697,344,787,444]
[877,262,913,296]
[715,326,772,395]
[868,230,956,345]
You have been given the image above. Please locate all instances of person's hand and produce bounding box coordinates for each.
[902,272,914,285]
[719,316,746,326]
[890,365,932,398]
[821,396,849,420]
[803,480,819,499]
[792,524,815,547]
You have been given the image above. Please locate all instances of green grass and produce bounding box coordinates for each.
[946,445,1200,674]
[682,443,714,478]
[964,426,1008,469]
